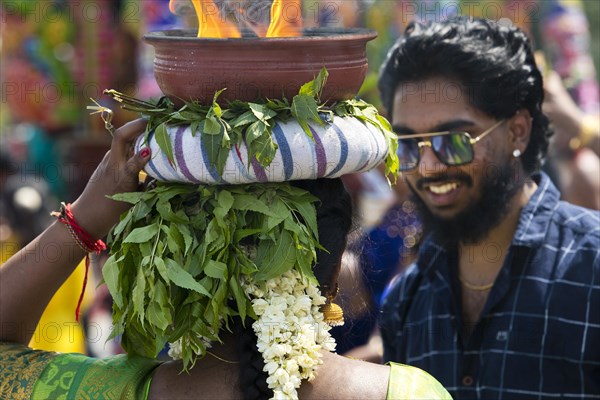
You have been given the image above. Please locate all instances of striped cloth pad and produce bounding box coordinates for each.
[135,116,388,184]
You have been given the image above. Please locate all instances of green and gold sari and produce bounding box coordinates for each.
[0,343,161,400]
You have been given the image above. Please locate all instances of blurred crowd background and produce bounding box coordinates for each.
[1,0,598,359]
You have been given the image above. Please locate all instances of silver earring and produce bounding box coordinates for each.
[513,149,522,158]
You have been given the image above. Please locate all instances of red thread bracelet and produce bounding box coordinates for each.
[52,202,106,322]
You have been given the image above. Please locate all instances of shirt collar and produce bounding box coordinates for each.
[512,172,560,247]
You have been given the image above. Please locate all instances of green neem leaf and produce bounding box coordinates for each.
[102,254,124,308]
[154,280,170,309]
[248,126,278,166]
[232,194,275,216]
[155,184,196,200]
[107,321,124,342]
[165,258,211,297]
[299,67,329,99]
[185,248,206,278]
[165,224,185,254]
[154,257,169,283]
[233,228,263,242]
[283,217,303,235]
[231,110,257,128]
[111,211,134,239]
[170,303,200,340]
[245,120,266,146]
[210,281,228,323]
[179,224,194,255]
[204,219,222,246]
[214,190,234,220]
[236,251,259,275]
[124,224,159,243]
[296,247,318,285]
[109,192,146,204]
[157,200,189,224]
[211,89,226,117]
[376,113,393,131]
[290,201,318,240]
[121,321,156,357]
[147,301,169,331]
[190,120,201,137]
[132,201,153,222]
[132,265,146,323]
[229,278,248,320]
[291,94,323,139]
[203,116,222,135]
[201,124,230,178]
[205,260,227,280]
[173,109,204,122]
[249,103,277,122]
[266,200,289,230]
[265,98,290,113]
[255,230,296,281]
[155,123,175,167]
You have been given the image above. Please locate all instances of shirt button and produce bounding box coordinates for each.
[462,375,474,386]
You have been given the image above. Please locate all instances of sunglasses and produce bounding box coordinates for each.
[396,119,506,171]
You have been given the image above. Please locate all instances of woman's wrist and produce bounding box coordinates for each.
[69,199,119,240]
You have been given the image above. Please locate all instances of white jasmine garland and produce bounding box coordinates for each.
[242,269,336,400]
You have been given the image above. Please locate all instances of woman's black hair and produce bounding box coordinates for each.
[234,178,353,400]
[378,16,552,174]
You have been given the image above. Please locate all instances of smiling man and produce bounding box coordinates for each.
[378,17,600,399]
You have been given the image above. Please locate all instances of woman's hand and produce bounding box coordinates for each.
[72,118,151,239]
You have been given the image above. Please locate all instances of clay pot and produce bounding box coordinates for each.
[143,28,377,105]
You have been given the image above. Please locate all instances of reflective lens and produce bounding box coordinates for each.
[397,132,475,170]
[397,138,420,171]
[431,132,473,166]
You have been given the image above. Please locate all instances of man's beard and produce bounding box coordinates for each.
[409,160,520,247]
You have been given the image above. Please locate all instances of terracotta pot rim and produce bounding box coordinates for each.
[143,27,377,43]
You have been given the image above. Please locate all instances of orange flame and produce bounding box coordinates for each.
[169,0,301,38]
[190,0,241,38]
[266,0,303,37]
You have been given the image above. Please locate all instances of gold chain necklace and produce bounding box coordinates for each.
[459,276,494,291]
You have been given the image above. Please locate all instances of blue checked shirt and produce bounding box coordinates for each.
[380,173,600,399]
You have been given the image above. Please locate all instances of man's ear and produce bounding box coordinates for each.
[509,109,532,153]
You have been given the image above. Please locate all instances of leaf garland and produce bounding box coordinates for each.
[332,98,399,182]
[104,67,399,180]
[105,182,321,370]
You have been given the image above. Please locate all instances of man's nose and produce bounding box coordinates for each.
[418,146,447,177]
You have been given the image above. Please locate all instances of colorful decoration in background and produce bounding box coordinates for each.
[138,0,183,99]
[1,0,79,130]
[540,0,599,114]
[359,0,599,114]
[0,0,155,130]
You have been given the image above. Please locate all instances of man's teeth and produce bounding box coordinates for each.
[428,182,458,194]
